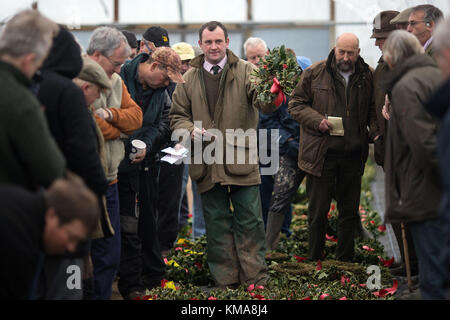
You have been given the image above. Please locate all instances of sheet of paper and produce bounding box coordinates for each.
[160,154,185,164]
[161,146,188,157]
[328,116,344,136]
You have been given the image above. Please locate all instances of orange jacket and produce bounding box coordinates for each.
[95,80,143,140]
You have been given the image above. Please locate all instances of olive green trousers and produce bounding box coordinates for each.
[201,184,269,287]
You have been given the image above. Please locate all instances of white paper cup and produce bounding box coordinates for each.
[129,139,146,160]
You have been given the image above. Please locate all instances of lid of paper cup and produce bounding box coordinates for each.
[131,139,146,148]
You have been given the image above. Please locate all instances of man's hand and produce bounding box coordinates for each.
[95,108,113,121]
[382,94,391,121]
[131,147,146,164]
[191,127,204,142]
[319,119,333,133]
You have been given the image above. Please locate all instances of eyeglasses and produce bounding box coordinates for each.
[104,55,123,68]
[142,40,154,54]
[407,20,426,27]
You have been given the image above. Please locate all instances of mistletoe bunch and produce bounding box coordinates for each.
[251,45,303,105]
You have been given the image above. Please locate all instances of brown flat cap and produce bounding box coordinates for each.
[390,7,413,24]
[371,10,400,38]
[78,56,111,90]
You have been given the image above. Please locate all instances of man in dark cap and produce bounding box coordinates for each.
[117,44,184,299]
[122,30,138,60]
[371,10,419,283]
[139,26,189,262]
[371,10,399,168]
[140,26,170,54]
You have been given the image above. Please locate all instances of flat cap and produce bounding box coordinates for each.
[78,56,111,90]
[390,7,413,24]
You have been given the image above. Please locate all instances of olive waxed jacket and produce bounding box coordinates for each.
[288,49,379,176]
[169,49,278,193]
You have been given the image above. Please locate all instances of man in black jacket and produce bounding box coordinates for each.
[117,45,184,299]
[36,26,108,299]
[0,176,100,300]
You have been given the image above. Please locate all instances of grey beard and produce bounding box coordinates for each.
[337,61,354,72]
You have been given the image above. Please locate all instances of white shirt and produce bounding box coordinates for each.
[424,36,433,51]
[203,55,228,74]
[338,70,353,86]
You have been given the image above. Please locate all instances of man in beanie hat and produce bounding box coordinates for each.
[371,10,420,282]
[117,44,184,299]
[140,26,170,54]
[122,30,138,60]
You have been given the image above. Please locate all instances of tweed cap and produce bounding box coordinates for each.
[150,44,184,83]
[371,10,400,38]
[390,7,413,24]
[172,42,195,61]
[78,56,111,90]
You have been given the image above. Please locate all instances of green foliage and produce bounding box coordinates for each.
[251,45,302,103]
[143,161,395,300]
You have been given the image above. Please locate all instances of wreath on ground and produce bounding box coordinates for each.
[251,45,302,106]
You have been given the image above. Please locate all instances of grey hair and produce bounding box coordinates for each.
[383,30,424,67]
[0,9,57,61]
[86,26,131,58]
[243,37,268,56]
[411,4,443,25]
[432,16,450,54]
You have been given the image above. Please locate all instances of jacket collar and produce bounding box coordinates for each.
[381,53,437,94]
[325,48,369,79]
[190,49,240,69]
[0,60,31,88]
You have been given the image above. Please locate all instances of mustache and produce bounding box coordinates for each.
[336,60,354,71]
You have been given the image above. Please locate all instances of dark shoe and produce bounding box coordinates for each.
[390,264,418,277]
[124,290,145,300]
[142,274,163,289]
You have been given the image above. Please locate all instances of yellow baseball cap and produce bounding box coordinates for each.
[172,42,195,61]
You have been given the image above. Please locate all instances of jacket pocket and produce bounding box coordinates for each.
[223,131,258,176]
[189,163,207,181]
[311,85,329,114]
[300,126,324,164]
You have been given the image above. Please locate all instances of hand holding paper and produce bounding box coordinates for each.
[327,116,344,136]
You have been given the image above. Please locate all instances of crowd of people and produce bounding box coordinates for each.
[0,4,449,300]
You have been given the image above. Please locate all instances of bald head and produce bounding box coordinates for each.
[336,33,360,50]
[334,33,360,72]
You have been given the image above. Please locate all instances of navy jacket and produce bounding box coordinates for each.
[258,97,300,160]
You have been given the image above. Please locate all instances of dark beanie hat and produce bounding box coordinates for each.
[122,30,138,48]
